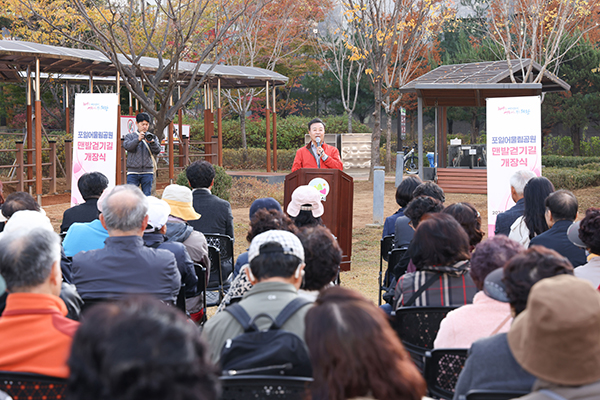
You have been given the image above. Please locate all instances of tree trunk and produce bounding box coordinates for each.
[572,124,581,156]
[347,111,353,133]
[386,110,392,172]
[240,111,248,150]
[369,79,382,181]
[470,108,479,144]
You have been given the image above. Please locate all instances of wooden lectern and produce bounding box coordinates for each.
[284,168,353,271]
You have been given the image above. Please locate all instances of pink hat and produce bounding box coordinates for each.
[286,185,324,218]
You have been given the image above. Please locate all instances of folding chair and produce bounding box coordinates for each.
[379,235,394,305]
[205,234,234,289]
[219,375,312,400]
[390,306,456,373]
[206,245,224,307]
[424,348,468,399]
[0,371,67,400]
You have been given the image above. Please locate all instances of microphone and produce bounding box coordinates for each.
[316,137,321,147]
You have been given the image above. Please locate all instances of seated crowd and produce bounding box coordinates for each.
[0,166,599,400]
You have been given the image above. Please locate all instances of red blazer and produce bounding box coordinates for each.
[291,143,343,172]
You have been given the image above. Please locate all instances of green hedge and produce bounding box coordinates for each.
[543,167,600,190]
[542,155,600,168]
[187,115,370,150]
[223,148,296,171]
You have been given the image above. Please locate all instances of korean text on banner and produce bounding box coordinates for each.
[71,93,118,206]
[486,96,541,236]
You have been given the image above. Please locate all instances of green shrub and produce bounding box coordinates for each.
[223,148,296,171]
[543,167,600,190]
[175,164,232,201]
[542,155,600,168]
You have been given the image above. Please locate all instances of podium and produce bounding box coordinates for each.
[284,168,353,271]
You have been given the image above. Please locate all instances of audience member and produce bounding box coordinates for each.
[0,227,79,378]
[403,196,444,230]
[443,202,484,251]
[216,208,298,313]
[509,275,600,400]
[1,191,42,219]
[305,286,427,400]
[383,175,422,238]
[2,211,83,320]
[60,172,108,232]
[143,196,201,313]
[186,160,234,239]
[233,197,283,278]
[286,185,324,228]
[509,176,555,247]
[412,181,446,203]
[67,296,219,400]
[529,189,586,267]
[297,225,341,301]
[162,184,210,275]
[453,246,574,400]
[202,230,311,364]
[72,185,181,303]
[573,208,600,287]
[62,188,110,257]
[434,235,524,348]
[495,170,536,236]
[394,213,477,310]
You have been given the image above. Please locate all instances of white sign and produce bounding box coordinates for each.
[120,115,189,139]
[487,96,541,236]
[71,93,118,206]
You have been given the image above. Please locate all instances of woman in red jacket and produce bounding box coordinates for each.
[291,118,343,172]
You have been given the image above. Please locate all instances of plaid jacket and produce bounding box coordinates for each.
[394,260,478,310]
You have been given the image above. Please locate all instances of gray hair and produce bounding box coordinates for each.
[510,170,536,195]
[101,184,149,232]
[0,228,61,291]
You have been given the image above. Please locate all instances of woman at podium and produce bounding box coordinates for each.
[291,118,343,172]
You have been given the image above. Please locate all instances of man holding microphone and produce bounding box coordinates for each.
[291,118,343,172]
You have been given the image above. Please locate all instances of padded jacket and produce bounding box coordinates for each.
[123,131,161,173]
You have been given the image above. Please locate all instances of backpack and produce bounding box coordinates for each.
[220,297,313,377]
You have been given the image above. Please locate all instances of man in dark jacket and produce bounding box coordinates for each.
[60,171,108,233]
[186,160,234,239]
[529,190,586,267]
[495,169,536,236]
[123,113,161,196]
[72,185,180,303]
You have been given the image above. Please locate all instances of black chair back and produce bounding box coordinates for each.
[206,245,224,307]
[0,371,67,400]
[205,234,234,286]
[390,306,456,373]
[175,283,186,313]
[219,375,312,400]
[388,247,408,280]
[424,348,468,399]
[379,235,394,305]
[466,389,529,400]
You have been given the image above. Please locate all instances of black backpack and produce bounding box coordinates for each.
[220,297,313,377]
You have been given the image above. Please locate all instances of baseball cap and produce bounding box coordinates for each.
[248,230,304,263]
[249,197,282,221]
[286,185,324,218]
[146,196,171,232]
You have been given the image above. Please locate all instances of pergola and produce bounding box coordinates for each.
[0,40,289,199]
[398,59,571,181]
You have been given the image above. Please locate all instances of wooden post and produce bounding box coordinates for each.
[135,98,139,114]
[121,139,127,184]
[217,79,223,167]
[265,82,271,172]
[203,84,213,162]
[89,72,94,93]
[26,67,33,186]
[272,85,277,171]
[16,141,24,192]
[65,140,72,189]
[116,72,122,184]
[35,58,42,201]
[178,108,185,168]
[169,96,174,183]
[49,141,57,194]
[65,82,70,137]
